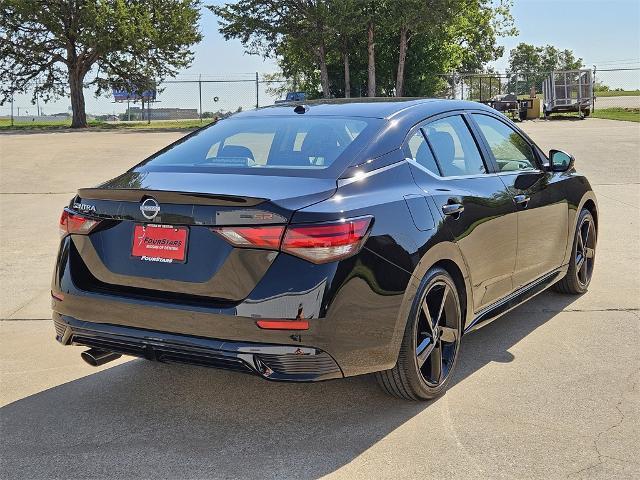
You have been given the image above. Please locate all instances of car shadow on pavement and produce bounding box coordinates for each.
[542,116,587,121]
[0,291,578,480]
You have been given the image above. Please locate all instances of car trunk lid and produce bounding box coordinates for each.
[68,171,337,303]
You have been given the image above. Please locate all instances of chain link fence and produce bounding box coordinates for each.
[1,67,638,126]
[592,68,640,110]
[0,73,286,125]
[436,67,640,111]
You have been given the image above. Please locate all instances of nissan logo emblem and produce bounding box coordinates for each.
[140,198,160,220]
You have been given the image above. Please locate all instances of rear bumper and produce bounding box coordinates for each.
[54,313,343,382]
[52,235,413,378]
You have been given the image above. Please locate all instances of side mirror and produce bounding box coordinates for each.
[549,149,575,172]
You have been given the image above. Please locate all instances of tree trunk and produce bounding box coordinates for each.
[69,69,87,128]
[395,25,408,97]
[367,21,376,97]
[343,51,351,98]
[317,43,330,98]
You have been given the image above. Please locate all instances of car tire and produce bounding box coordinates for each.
[553,208,596,295]
[376,267,462,400]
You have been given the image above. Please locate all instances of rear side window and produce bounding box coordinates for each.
[472,114,537,172]
[424,116,486,177]
[142,116,371,172]
[404,130,440,176]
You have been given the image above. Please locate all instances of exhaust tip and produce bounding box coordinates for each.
[81,348,121,367]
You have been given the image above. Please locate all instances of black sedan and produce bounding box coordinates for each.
[52,99,597,400]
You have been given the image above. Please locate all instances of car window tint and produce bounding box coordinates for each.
[404,130,440,176]
[472,114,537,172]
[424,116,486,177]
[143,116,371,171]
[208,132,275,165]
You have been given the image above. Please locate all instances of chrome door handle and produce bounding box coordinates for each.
[442,203,464,216]
[513,194,530,207]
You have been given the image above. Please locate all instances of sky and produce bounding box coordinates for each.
[4,0,639,117]
[190,0,640,76]
[490,0,640,72]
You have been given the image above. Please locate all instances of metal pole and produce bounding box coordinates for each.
[10,93,14,127]
[592,65,597,112]
[450,72,454,99]
[255,72,259,109]
[199,74,202,123]
[36,80,41,116]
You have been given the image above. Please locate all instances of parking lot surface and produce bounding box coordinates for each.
[1,119,639,479]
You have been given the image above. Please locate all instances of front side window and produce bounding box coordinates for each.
[424,116,486,177]
[138,116,373,174]
[472,114,537,172]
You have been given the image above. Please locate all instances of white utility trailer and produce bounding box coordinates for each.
[542,69,594,119]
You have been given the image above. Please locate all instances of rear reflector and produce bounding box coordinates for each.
[211,217,372,264]
[51,291,65,301]
[59,209,101,237]
[256,319,310,330]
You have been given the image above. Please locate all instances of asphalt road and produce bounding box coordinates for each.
[1,118,639,479]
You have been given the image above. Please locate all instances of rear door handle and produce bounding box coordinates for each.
[513,194,530,207]
[442,203,464,216]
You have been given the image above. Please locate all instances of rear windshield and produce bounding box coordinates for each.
[136,115,378,176]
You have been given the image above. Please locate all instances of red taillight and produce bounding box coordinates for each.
[59,209,101,237]
[282,218,372,263]
[212,217,372,264]
[211,225,285,249]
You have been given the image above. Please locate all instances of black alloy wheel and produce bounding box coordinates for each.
[415,279,460,387]
[377,267,462,400]
[554,208,596,294]
[575,213,596,288]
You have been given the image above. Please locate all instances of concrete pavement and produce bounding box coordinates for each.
[594,95,640,109]
[0,119,638,479]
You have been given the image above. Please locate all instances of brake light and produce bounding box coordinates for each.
[211,217,372,264]
[59,209,101,237]
[282,218,372,263]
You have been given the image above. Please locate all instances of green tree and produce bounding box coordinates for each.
[210,0,333,97]
[507,42,584,93]
[0,0,202,128]
[329,0,362,97]
[388,0,515,97]
[210,0,515,99]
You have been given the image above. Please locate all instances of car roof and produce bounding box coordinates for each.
[234,98,497,120]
